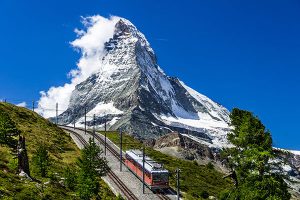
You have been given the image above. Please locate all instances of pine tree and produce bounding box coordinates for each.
[63,166,77,190]
[77,138,110,200]
[77,172,99,200]
[32,144,51,177]
[221,108,291,200]
[0,111,19,144]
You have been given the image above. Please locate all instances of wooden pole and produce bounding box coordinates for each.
[120,129,122,171]
[84,107,86,135]
[56,103,58,125]
[104,119,107,155]
[93,114,95,141]
[143,146,145,194]
[177,168,180,200]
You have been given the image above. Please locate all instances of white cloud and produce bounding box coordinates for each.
[37,15,120,118]
[16,102,27,107]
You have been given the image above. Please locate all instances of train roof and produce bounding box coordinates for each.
[125,149,169,173]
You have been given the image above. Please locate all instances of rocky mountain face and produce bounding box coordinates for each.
[153,132,219,161]
[56,18,231,147]
[150,132,228,172]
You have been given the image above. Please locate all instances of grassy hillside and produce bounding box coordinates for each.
[0,102,116,200]
[98,131,233,199]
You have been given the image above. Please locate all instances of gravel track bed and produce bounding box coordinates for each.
[63,126,177,200]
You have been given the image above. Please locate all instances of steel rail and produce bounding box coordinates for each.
[61,125,171,200]
[61,127,139,200]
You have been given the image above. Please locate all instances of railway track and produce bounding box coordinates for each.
[62,127,139,200]
[156,189,172,200]
[61,126,171,200]
[157,194,170,200]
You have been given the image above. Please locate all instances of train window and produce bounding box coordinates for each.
[126,155,135,164]
[152,173,168,183]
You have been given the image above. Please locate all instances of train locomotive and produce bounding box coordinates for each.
[125,149,169,189]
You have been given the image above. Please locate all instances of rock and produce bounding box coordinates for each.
[144,138,156,147]
[44,181,50,185]
[19,170,32,181]
[154,132,217,161]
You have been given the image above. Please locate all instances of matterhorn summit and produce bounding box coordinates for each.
[55,18,231,148]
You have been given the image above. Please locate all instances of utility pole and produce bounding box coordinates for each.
[176,168,180,200]
[56,103,58,125]
[73,119,75,130]
[84,107,86,135]
[120,128,122,172]
[32,101,35,112]
[143,146,145,194]
[104,119,107,155]
[93,114,95,141]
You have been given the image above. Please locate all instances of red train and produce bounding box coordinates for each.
[125,149,169,189]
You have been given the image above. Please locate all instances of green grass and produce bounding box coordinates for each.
[0,102,80,175]
[0,102,117,200]
[98,131,232,199]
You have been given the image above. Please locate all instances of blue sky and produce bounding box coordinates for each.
[0,0,299,150]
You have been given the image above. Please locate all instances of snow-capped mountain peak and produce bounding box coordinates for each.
[56,17,231,148]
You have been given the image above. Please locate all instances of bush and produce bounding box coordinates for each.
[206,162,214,170]
[218,189,231,200]
[63,166,77,190]
[32,144,51,177]
[7,157,18,172]
[76,139,109,199]
[0,111,19,145]
[192,160,199,166]
[13,187,39,200]
[200,190,209,199]
[116,194,124,200]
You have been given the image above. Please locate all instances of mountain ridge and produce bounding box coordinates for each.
[55,17,232,148]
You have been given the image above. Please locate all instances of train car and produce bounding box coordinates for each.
[125,149,169,189]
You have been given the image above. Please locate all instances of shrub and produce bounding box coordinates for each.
[200,190,209,199]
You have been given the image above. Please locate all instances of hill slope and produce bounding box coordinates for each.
[0,103,115,199]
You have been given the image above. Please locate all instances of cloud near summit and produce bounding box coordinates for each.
[37,15,120,118]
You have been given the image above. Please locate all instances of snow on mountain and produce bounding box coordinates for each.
[157,80,232,147]
[52,16,232,148]
[291,150,300,156]
[87,102,123,117]
[179,81,230,124]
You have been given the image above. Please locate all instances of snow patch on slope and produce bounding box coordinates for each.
[160,112,228,130]
[157,80,230,132]
[87,102,123,116]
[179,80,230,123]
[290,150,300,156]
[68,102,123,128]
[153,79,232,147]
[274,148,300,156]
